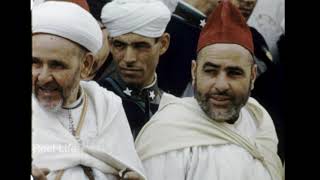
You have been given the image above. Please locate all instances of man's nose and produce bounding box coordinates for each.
[214,73,229,93]
[36,66,53,84]
[123,47,137,64]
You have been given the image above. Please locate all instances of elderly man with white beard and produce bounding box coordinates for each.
[31,1,145,180]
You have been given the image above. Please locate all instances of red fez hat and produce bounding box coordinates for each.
[197,0,254,54]
[68,0,90,11]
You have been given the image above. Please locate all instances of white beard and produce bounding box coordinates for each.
[32,93,63,113]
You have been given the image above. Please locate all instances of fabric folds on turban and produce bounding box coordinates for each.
[101,0,171,38]
[32,1,102,53]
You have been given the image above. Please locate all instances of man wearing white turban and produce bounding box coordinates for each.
[32,1,146,180]
[99,0,172,138]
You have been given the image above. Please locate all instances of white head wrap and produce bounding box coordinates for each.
[159,0,179,13]
[32,1,102,53]
[32,0,45,8]
[101,0,171,38]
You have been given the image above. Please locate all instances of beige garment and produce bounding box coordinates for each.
[135,93,283,180]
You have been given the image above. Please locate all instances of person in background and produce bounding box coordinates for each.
[99,0,171,138]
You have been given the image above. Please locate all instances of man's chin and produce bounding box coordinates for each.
[209,114,234,123]
[206,105,239,123]
[208,112,232,122]
[37,98,63,112]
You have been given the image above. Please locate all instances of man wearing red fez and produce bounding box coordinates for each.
[135,1,284,180]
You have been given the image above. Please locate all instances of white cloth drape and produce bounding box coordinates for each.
[136,93,283,180]
[33,81,146,180]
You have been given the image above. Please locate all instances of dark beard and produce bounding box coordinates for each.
[194,78,252,124]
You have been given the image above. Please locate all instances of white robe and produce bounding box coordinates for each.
[135,93,283,180]
[32,81,146,180]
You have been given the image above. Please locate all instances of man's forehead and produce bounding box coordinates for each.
[197,43,253,66]
[111,33,155,43]
[201,60,252,69]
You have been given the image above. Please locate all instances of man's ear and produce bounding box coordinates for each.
[250,64,258,90]
[191,60,197,87]
[159,33,170,55]
[80,52,95,79]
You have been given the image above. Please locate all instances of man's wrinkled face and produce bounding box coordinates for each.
[32,34,83,111]
[109,33,163,88]
[192,44,257,123]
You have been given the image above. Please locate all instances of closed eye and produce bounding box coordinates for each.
[227,68,245,77]
[132,42,151,49]
[202,62,219,75]
[203,67,218,74]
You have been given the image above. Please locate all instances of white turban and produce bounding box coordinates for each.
[101,0,171,38]
[159,0,179,13]
[32,1,102,53]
